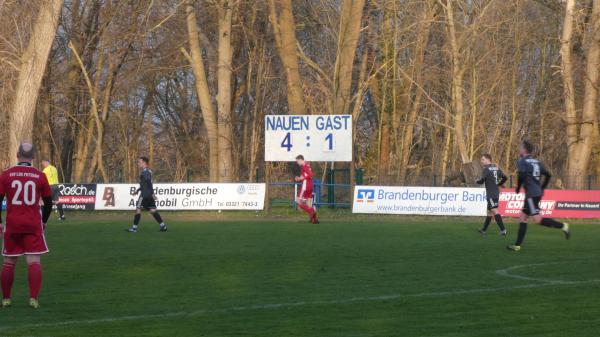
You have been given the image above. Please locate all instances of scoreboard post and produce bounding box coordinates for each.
[264,115,352,162]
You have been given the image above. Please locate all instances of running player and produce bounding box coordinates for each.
[0,143,53,309]
[507,141,571,251]
[476,154,507,235]
[42,159,65,221]
[294,155,319,224]
[125,157,167,232]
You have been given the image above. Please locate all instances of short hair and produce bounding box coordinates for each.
[139,156,150,164]
[295,154,304,160]
[522,140,535,154]
[481,153,492,161]
[17,143,36,160]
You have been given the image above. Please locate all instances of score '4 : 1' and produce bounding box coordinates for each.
[281,132,334,151]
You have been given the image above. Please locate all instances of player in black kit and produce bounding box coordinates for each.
[126,157,167,233]
[507,141,570,251]
[476,154,507,235]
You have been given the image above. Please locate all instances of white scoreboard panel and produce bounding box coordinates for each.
[264,115,352,162]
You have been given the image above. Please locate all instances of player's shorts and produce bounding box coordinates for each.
[2,232,49,256]
[522,196,541,216]
[51,185,60,202]
[297,189,314,200]
[136,197,157,210]
[486,197,499,210]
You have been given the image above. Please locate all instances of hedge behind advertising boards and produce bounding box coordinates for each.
[53,183,266,211]
[353,186,600,218]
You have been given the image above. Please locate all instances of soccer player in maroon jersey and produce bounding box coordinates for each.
[294,155,319,224]
[0,143,53,309]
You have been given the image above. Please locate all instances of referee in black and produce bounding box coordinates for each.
[126,156,167,232]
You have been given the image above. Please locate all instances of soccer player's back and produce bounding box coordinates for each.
[476,154,507,235]
[507,141,571,251]
[0,143,53,309]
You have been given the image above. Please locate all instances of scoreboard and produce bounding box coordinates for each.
[264,115,352,162]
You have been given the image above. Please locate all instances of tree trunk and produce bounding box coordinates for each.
[184,2,219,182]
[332,0,365,115]
[216,1,234,182]
[268,0,306,115]
[444,0,469,164]
[350,50,369,186]
[9,0,63,163]
[399,1,435,183]
[565,0,600,188]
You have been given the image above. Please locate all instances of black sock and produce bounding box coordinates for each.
[152,212,163,224]
[494,214,505,231]
[482,216,492,231]
[515,223,527,245]
[57,204,64,217]
[133,214,141,226]
[540,218,564,229]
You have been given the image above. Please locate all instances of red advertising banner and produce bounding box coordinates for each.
[498,189,600,218]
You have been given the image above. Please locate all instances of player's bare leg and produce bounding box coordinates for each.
[1,256,18,307]
[25,254,42,309]
[150,209,167,232]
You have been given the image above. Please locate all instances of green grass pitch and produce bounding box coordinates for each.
[0,212,598,336]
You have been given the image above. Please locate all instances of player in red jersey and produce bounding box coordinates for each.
[0,143,53,309]
[294,155,319,224]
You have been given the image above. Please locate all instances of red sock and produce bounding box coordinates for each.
[28,263,42,300]
[1,262,16,300]
[298,204,314,217]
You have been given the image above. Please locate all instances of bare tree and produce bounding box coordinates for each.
[8,0,63,163]
[183,1,219,182]
[268,0,307,115]
[562,0,600,188]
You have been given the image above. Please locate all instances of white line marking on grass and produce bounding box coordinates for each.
[495,262,600,285]
[2,263,599,332]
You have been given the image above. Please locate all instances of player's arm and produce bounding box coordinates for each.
[497,169,508,186]
[516,172,525,194]
[475,168,486,185]
[41,195,53,226]
[296,166,311,182]
[540,164,551,191]
[303,166,314,179]
[516,161,525,194]
[0,175,4,236]
[0,194,4,237]
[40,175,53,227]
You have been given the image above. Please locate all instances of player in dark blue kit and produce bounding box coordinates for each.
[126,157,167,233]
[476,154,507,235]
[507,141,570,251]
